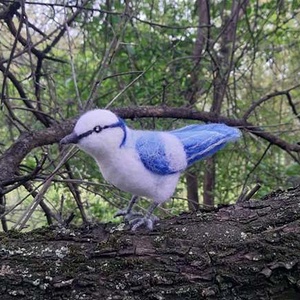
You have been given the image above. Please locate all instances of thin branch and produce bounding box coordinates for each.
[242,143,272,190]
[84,1,134,110]
[1,153,47,188]
[63,162,88,223]
[243,85,300,120]
[65,23,82,109]
[133,15,212,30]
[237,183,261,203]
[1,1,23,108]
[0,195,8,232]
[0,63,50,126]
[42,0,90,55]
[22,181,57,226]
[14,146,77,230]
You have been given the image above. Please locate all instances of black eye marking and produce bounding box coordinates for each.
[93,125,102,133]
[77,118,126,147]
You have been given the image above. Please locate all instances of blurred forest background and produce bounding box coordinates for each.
[1,0,300,231]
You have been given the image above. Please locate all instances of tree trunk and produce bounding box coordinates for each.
[1,187,300,299]
[203,0,250,207]
[186,171,200,211]
[203,156,216,207]
[184,0,210,210]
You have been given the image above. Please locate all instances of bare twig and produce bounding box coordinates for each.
[0,194,8,232]
[65,23,82,109]
[243,85,300,120]
[22,181,57,226]
[237,184,261,203]
[63,162,88,223]
[1,153,47,188]
[241,143,272,190]
[85,1,134,110]
[15,146,77,230]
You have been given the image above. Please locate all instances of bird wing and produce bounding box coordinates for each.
[135,131,187,175]
[171,124,241,166]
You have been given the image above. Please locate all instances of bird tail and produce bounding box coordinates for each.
[171,124,241,166]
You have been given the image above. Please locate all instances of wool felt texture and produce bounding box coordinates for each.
[60,109,241,230]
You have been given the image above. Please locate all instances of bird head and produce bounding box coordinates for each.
[60,109,127,157]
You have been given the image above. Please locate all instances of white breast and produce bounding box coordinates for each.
[93,132,182,203]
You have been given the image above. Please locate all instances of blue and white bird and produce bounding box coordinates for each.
[60,109,241,230]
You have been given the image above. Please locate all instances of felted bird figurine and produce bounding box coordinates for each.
[60,109,241,230]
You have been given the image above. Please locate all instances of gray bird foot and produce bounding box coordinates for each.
[114,210,143,222]
[129,215,159,231]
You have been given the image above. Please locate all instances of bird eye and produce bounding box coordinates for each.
[93,126,102,133]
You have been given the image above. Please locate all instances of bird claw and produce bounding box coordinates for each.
[129,215,159,231]
[114,210,143,222]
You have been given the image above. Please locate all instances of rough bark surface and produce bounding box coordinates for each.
[1,187,300,300]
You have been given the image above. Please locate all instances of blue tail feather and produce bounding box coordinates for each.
[171,124,240,166]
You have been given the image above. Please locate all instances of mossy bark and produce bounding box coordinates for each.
[1,187,300,299]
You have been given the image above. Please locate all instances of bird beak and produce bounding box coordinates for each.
[60,132,79,145]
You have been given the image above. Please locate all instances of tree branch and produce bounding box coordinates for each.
[1,187,300,299]
[0,105,300,188]
[243,85,300,120]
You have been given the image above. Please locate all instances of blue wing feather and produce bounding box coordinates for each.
[135,132,178,175]
[135,124,240,174]
[171,124,240,166]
